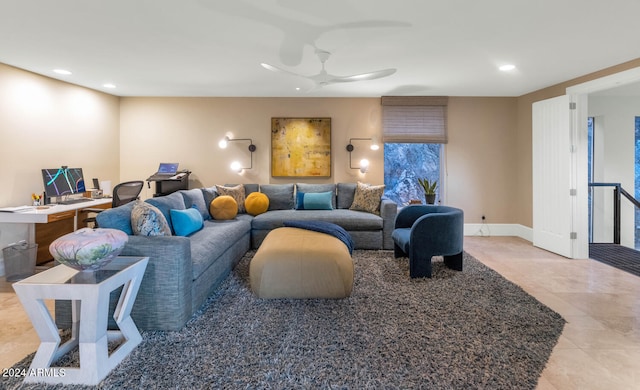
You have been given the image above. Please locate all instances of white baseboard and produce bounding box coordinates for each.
[464,223,533,242]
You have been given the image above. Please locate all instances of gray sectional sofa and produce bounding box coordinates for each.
[239,183,396,250]
[65,183,396,331]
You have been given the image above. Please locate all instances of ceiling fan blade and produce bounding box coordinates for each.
[327,68,397,83]
[260,62,307,79]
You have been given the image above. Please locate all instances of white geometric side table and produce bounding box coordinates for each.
[12,256,148,385]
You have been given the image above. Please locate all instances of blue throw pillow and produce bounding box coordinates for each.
[296,191,334,210]
[170,206,204,236]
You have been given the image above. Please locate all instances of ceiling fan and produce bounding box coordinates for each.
[261,48,396,88]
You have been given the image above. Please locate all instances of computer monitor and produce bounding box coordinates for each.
[42,167,86,199]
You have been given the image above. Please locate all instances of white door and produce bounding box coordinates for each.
[532,95,573,257]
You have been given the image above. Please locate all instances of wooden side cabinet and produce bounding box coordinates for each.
[35,211,75,265]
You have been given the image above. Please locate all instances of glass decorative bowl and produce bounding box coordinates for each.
[49,228,128,271]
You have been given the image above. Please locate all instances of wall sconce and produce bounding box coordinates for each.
[219,136,257,173]
[346,138,378,173]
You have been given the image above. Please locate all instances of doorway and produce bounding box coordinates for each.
[530,66,640,258]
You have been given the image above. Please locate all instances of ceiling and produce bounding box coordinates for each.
[2,0,640,98]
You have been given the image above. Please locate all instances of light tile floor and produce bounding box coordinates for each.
[1,236,638,389]
[464,237,640,390]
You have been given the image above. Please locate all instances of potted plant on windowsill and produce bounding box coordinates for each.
[418,178,437,205]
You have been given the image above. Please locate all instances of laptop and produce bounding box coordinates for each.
[147,163,179,181]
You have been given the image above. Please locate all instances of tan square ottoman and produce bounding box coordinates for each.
[249,227,354,299]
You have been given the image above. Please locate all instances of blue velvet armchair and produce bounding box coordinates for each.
[392,205,464,278]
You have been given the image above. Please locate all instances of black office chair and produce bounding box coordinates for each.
[84,181,144,228]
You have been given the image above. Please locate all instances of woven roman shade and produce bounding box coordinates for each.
[381,96,448,143]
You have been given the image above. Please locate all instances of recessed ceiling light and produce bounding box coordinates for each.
[53,69,72,75]
[296,87,301,91]
[499,64,516,72]
[103,83,116,89]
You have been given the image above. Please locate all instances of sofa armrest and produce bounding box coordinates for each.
[121,235,194,331]
[380,197,398,250]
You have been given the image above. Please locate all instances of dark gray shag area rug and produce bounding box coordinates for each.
[6,250,565,389]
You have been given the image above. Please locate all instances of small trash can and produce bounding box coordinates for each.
[3,241,38,282]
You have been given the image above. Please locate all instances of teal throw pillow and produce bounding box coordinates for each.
[170,207,204,236]
[296,191,334,210]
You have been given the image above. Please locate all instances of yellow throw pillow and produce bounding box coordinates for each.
[244,192,269,216]
[210,195,238,220]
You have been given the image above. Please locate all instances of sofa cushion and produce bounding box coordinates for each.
[146,191,186,233]
[95,201,136,235]
[350,182,385,215]
[295,191,334,210]
[210,195,238,220]
[190,218,251,280]
[216,184,246,214]
[180,189,210,221]
[245,192,269,216]
[337,183,357,209]
[296,183,336,208]
[252,209,383,231]
[131,201,172,236]
[244,184,259,194]
[201,186,218,209]
[260,184,294,210]
[170,207,204,236]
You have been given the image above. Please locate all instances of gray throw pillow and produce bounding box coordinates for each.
[337,183,357,209]
[260,184,294,210]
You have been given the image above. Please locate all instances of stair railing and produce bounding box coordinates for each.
[588,182,640,244]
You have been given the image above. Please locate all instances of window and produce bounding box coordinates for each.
[384,143,442,205]
[381,96,447,205]
[381,96,448,143]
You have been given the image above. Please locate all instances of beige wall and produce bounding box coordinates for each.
[120,96,519,223]
[447,97,517,223]
[0,63,120,269]
[118,97,384,200]
[0,63,120,206]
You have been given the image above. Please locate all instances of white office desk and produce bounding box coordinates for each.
[0,198,112,224]
[0,198,113,264]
